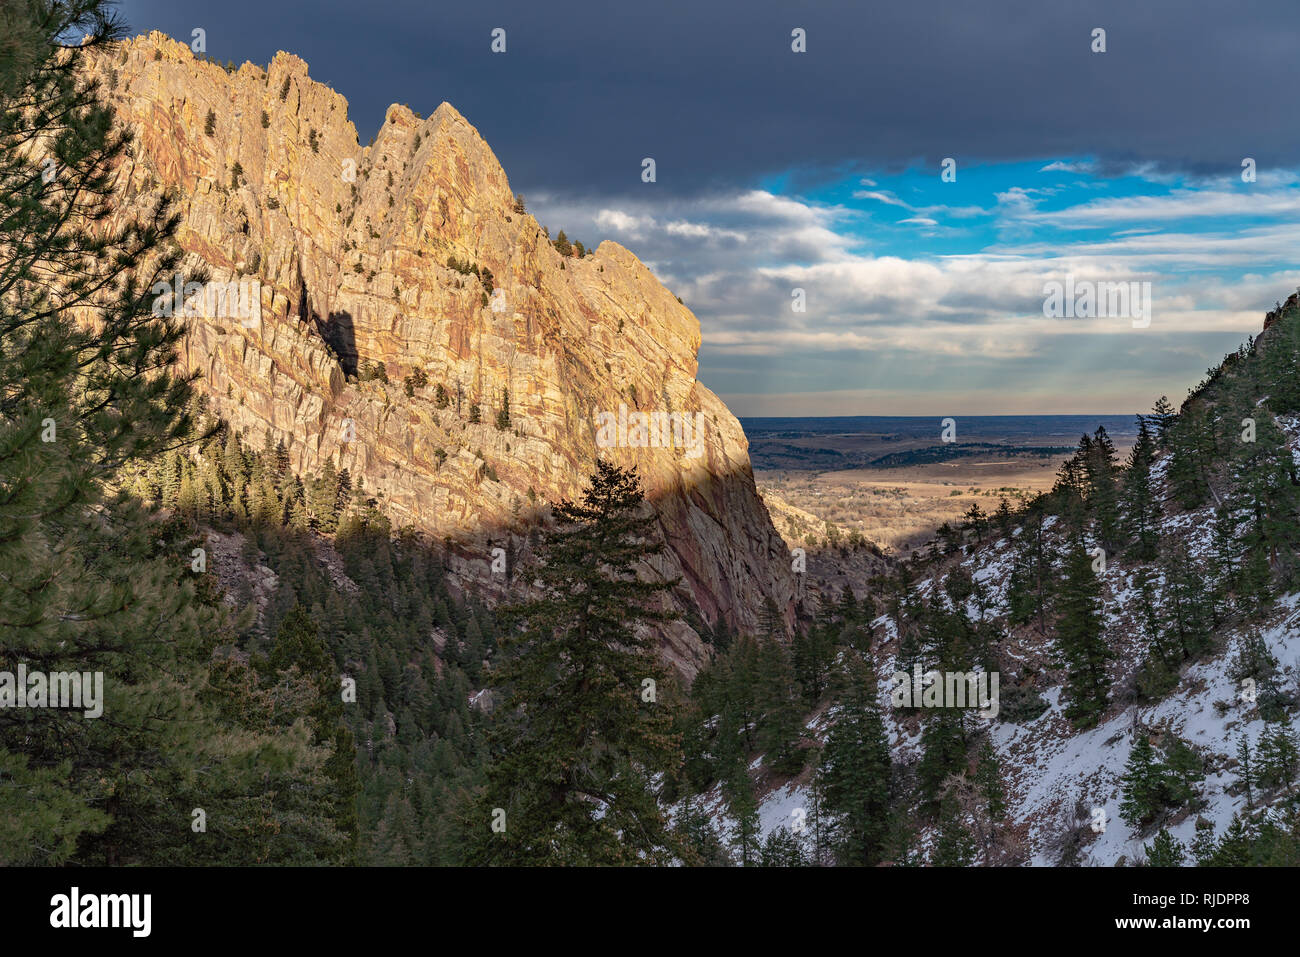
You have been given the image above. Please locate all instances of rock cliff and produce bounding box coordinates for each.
[87,33,798,672]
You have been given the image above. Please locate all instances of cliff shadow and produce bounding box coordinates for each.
[321,310,358,378]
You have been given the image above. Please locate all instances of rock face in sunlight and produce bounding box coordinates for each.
[88,33,797,672]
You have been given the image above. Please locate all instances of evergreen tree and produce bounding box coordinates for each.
[1006,505,1054,633]
[1120,734,1167,828]
[820,651,892,865]
[495,387,510,430]
[791,610,836,707]
[1167,405,1212,509]
[1160,735,1205,811]
[974,739,1006,823]
[994,497,1014,538]
[1083,426,1121,551]
[1256,714,1299,789]
[309,458,341,532]
[1190,817,1218,866]
[472,462,685,864]
[1203,815,1254,867]
[263,604,362,861]
[1235,734,1255,809]
[755,638,805,774]
[1160,543,1213,661]
[931,792,976,866]
[1052,537,1112,728]
[1228,413,1300,598]
[918,705,968,806]
[677,796,729,866]
[0,0,348,865]
[1120,416,1161,560]
[962,502,987,544]
[1144,828,1185,867]
[1229,631,1285,720]
[758,827,807,867]
[723,752,761,866]
[1148,395,1176,449]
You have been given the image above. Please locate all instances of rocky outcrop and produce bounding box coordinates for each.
[88,33,798,673]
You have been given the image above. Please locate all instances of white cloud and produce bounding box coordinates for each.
[525,178,1298,413]
[664,220,747,242]
[1015,187,1300,228]
[593,208,654,237]
[1040,160,1094,174]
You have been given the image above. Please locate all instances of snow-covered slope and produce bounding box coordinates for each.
[702,413,1300,866]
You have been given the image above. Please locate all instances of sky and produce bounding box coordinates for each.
[117,0,1300,415]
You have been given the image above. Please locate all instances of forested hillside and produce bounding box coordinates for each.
[723,293,1300,866]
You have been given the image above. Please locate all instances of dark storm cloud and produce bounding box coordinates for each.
[117,0,1298,197]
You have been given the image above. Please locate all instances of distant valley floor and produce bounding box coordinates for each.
[748,415,1138,555]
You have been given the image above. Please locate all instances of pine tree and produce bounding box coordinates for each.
[1229,630,1285,719]
[820,651,892,865]
[1120,416,1161,560]
[1161,543,1213,662]
[967,739,1008,864]
[1190,817,1218,865]
[1235,734,1255,809]
[1149,396,1176,449]
[792,610,836,707]
[472,462,685,864]
[1160,735,1204,810]
[1084,426,1122,551]
[755,638,804,774]
[1167,405,1212,509]
[263,604,361,861]
[1256,714,1299,789]
[495,387,510,430]
[931,792,976,866]
[677,797,729,866]
[1120,734,1167,828]
[1204,815,1253,867]
[1228,413,1300,599]
[758,827,807,867]
[1052,537,1112,728]
[0,2,345,864]
[309,458,341,533]
[883,808,919,866]
[1133,564,1180,700]
[723,751,761,866]
[1144,828,1185,867]
[974,739,1006,823]
[0,2,192,861]
[1006,505,1054,633]
[994,497,1014,538]
[918,705,969,807]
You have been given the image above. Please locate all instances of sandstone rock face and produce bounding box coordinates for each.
[88,34,799,672]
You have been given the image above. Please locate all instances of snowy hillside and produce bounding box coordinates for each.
[700,411,1300,866]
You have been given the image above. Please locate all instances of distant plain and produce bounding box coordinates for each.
[745,415,1139,554]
